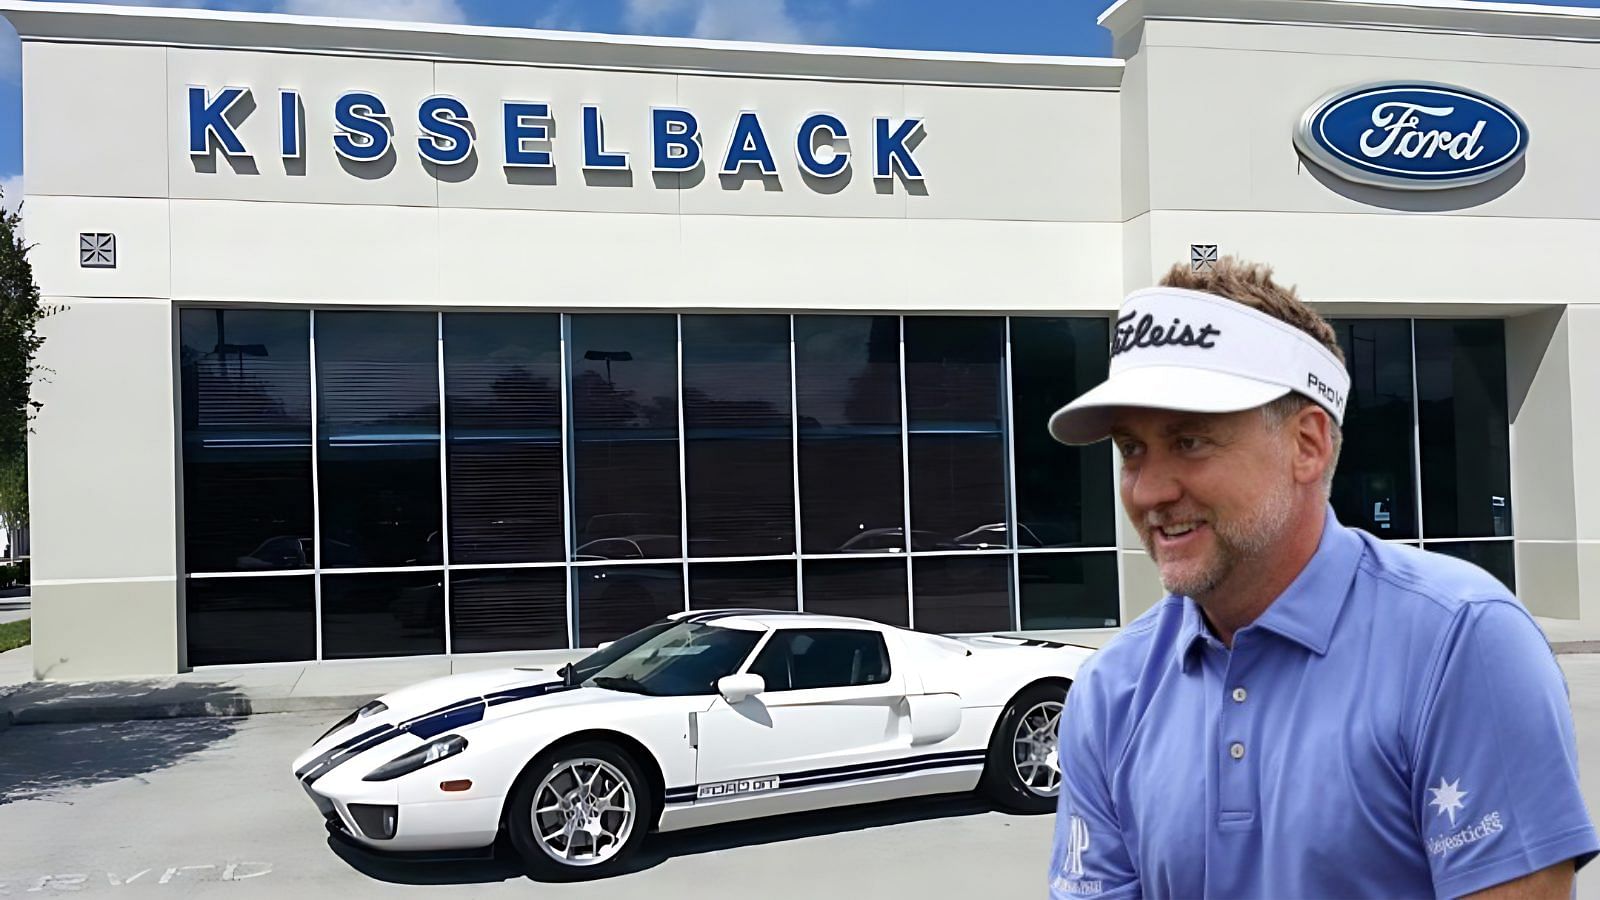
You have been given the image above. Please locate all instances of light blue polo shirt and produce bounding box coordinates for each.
[1049,507,1598,899]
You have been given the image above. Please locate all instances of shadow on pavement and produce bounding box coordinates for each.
[331,792,1008,885]
[0,710,243,806]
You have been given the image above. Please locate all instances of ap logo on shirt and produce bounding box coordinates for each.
[1066,815,1090,878]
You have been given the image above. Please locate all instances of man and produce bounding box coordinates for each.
[1045,258,1597,898]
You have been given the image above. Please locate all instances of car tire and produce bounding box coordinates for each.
[980,681,1069,814]
[506,741,655,881]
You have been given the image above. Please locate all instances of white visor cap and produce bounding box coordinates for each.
[1048,287,1351,445]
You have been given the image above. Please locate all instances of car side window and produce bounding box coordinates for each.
[747,629,891,692]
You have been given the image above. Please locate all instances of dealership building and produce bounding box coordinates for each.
[4,0,1597,679]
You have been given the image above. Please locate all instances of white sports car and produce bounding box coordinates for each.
[292,608,1093,880]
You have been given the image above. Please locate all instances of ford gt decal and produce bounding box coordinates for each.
[664,749,986,806]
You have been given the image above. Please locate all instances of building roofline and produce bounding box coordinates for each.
[1101,0,1600,44]
[0,0,1123,90]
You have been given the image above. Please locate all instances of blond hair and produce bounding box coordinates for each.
[1160,256,1345,490]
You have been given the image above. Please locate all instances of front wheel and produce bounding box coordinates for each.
[506,741,654,881]
[979,682,1068,813]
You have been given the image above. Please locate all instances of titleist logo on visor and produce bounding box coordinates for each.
[1112,310,1221,358]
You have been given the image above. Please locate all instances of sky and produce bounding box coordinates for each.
[1,0,1598,213]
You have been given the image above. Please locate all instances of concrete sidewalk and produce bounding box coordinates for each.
[0,616,1593,732]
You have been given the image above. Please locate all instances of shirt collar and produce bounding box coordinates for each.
[1175,505,1364,669]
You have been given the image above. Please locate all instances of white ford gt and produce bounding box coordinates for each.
[293,609,1093,880]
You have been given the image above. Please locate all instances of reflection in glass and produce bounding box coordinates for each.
[795,316,904,554]
[180,309,313,573]
[689,560,798,611]
[186,575,315,666]
[316,312,442,569]
[449,568,568,652]
[905,317,1006,551]
[683,316,794,557]
[569,316,681,561]
[1424,540,1515,592]
[801,558,908,626]
[1010,318,1115,548]
[321,571,445,659]
[1019,552,1120,630]
[1329,320,1417,540]
[1416,320,1513,539]
[574,564,684,646]
[913,555,1012,634]
[444,314,564,564]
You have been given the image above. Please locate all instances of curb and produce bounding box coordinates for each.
[1553,641,1600,656]
[3,693,374,728]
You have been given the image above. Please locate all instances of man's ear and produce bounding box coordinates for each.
[1291,403,1335,488]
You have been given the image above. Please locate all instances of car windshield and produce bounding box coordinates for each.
[580,621,761,697]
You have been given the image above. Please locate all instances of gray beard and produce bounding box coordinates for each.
[1146,480,1296,600]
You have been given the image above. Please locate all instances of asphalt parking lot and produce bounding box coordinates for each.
[3,656,1600,898]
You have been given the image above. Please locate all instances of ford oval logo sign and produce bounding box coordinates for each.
[1294,82,1528,190]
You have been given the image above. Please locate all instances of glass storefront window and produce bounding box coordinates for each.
[321,571,445,659]
[1415,320,1513,540]
[905,317,1007,552]
[179,309,313,573]
[569,315,681,561]
[1010,317,1115,548]
[912,554,1012,634]
[1330,320,1418,540]
[683,316,795,557]
[449,568,568,653]
[1019,552,1120,631]
[444,313,565,564]
[689,560,798,611]
[316,311,442,569]
[795,316,905,555]
[574,564,684,646]
[185,575,315,666]
[802,558,909,626]
[1423,540,1516,592]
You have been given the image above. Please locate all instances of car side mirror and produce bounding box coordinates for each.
[717,673,765,704]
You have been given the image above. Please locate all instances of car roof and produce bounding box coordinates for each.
[671,608,893,631]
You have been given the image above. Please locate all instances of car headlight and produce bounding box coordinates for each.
[363,735,468,782]
[318,700,389,743]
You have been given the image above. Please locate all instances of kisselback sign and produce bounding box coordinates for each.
[1294,82,1528,190]
[188,86,926,183]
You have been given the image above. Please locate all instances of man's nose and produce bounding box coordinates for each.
[1126,452,1184,511]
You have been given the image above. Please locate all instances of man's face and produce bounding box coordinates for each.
[1109,406,1299,599]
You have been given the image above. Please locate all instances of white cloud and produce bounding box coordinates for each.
[624,0,826,44]
[0,175,22,218]
[276,0,468,24]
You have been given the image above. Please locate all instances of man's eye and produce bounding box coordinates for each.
[1176,436,1206,452]
[1117,442,1142,459]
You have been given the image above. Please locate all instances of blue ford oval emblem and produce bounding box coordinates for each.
[1295,82,1528,190]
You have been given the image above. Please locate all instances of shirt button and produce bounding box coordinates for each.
[1232,687,1248,703]
[1229,742,1246,760]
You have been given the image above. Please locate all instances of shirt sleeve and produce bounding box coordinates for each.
[1050,668,1141,900]
[1410,599,1599,899]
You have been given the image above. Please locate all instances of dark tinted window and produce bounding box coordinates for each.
[1329,320,1417,540]
[905,317,1006,551]
[449,568,568,653]
[444,314,564,564]
[1416,320,1513,539]
[801,558,908,626]
[689,560,798,611]
[1019,552,1120,630]
[315,311,441,569]
[1425,541,1516,592]
[185,575,315,666]
[1010,318,1115,548]
[748,629,891,691]
[321,571,445,659]
[179,309,313,573]
[590,622,761,696]
[574,564,684,646]
[569,316,681,560]
[913,555,1012,634]
[795,316,903,554]
[682,316,794,557]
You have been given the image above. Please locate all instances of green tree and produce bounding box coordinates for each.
[0,185,52,552]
